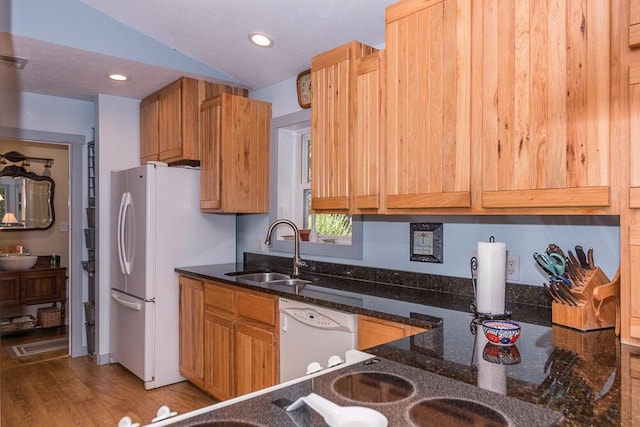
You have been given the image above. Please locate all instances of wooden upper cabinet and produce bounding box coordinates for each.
[354,51,385,213]
[200,94,271,213]
[480,0,611,210]
[631,0,640,48]
[311,41,377,212]
[630,66,640,208]
[157,77,203,165]
[139,93,159,164]
[385,0,472,211]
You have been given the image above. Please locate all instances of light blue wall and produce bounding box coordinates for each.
[2,0,236,83]
[243,79,621,286]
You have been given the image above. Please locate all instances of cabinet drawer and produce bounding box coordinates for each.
[204,282,234,313]
[236,290,277,326]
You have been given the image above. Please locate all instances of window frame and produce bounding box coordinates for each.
[268,109,363,259]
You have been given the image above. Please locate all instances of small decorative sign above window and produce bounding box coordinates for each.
[410,222,443,263]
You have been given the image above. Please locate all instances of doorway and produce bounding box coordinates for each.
[0,127,86,358]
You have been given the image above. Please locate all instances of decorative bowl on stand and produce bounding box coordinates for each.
[481,320,521,346]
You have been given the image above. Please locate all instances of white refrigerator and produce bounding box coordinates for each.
[110,164,235,390]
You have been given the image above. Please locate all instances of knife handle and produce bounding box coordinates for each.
[575,245,590,269]
[587,247,595,269]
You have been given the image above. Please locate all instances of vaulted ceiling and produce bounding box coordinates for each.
[1,0,394,101]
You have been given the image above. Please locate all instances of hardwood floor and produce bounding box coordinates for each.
[1,329,217,426]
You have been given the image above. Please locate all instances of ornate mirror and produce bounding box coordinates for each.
[0,164,55,231]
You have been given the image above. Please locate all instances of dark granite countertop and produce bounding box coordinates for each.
[172,256,623,426]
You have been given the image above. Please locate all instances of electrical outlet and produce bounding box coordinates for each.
[506,255,520,281]
[254,238,263,252]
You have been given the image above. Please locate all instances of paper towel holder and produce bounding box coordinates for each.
[469,256,512,320]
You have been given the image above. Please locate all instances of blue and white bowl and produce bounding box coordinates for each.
[481,320,521,346]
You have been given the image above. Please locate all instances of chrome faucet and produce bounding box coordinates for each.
[264,219,308,277]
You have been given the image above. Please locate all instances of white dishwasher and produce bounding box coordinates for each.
[279,297,358,383]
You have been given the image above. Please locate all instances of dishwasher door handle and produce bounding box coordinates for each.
[281,313,288,332]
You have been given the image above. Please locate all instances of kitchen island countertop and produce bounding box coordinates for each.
[172,260,626,426]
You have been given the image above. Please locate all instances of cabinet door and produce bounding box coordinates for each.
[200,96,223,210]
[235,322,277,396]
[178,276,204,386]
[629,225,640,339]
[481,0,610,209]
[0,275,20,307]
[204,311,234,400]
[200,94,271,213]
[158,79,184,162]
[630,66,640,207]
[354,51,385,212]
[157,77,201,164]
[311,41,376,212]
[140,93,159,164]
[631,0,640,48]
[20,271,64,305]
[385,0,471,210]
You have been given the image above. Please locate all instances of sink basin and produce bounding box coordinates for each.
[0,254,38,271]
[233,272,290,283]
[267,278,312,286]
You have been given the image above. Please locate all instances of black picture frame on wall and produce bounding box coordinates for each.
[410,222,443,263]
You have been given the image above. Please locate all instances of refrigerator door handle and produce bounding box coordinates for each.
[111,292,142,311]
[117,192,133,275]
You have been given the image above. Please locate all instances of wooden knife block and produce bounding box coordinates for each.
[551,267,619,333]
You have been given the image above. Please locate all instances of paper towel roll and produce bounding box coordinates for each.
[476,240,506,315]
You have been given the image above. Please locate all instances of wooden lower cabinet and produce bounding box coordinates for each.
[178,276,205,387]
[357,315,426,350]
[178,275,278,401]
[235,322,277,396]
[204,311,234,400]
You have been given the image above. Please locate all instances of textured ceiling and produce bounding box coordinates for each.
[1,0,394,101]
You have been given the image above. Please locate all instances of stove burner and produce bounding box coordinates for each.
[409,398,509,427]
[333,372,414,403]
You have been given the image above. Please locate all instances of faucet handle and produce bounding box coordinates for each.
[295,258,308,268]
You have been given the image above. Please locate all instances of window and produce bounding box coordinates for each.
[270,110,362,259]
[289,130,352,244]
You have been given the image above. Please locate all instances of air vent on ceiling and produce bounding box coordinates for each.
[0,55,28,69]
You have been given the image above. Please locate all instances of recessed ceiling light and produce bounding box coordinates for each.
[108,74,130,81]
[249,32,274,48]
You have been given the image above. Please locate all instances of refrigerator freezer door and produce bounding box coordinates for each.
[111,165,152,300]
[110,290,154,382]
[124,166,152,300]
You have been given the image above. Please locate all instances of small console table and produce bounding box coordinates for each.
[0,258,67,334]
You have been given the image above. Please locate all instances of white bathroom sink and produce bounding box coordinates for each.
[0,254,38,271]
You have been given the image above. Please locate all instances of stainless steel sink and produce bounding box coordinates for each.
[232,272,290,283]
[266,278,312,286]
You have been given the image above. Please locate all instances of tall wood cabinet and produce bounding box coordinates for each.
[480,1,611,209]
[354,51,385,213]
[178,276,279,401]
[384,0,472,211]
[311,41,377,212]
[200,94,271,213]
